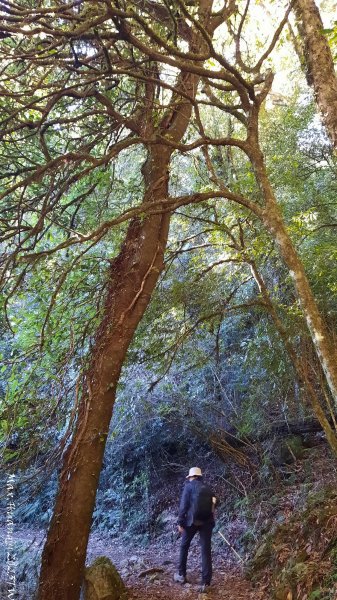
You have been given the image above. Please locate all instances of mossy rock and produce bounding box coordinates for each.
[84,556,127,600]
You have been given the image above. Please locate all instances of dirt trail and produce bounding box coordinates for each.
[1,527,267,599]
[87,529,266,600]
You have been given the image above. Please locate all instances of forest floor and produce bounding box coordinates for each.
[86,530,267,600]
[0,525,267,599]
[2,443,337,599]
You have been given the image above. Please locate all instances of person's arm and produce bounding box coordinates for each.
[212,496,217,515]
[178,484,191,530]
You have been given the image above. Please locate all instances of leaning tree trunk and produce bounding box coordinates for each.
[37,147,172,599]
[202,117,337,450]
[249,259,337,455]
[37,91,198,600]
[37,0,217,592]
[250,143,337,409]
[294,0,337,148]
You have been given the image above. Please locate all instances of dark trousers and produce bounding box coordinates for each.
[178,522,214,585]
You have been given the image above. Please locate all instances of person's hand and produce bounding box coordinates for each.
[178,525,184,534]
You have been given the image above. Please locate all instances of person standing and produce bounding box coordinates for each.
[174,467,216,593]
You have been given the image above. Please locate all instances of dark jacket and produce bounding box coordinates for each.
[178,478,215,528]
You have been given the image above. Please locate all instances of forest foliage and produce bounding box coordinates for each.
[0,0,337,598]
[1,66,336,469]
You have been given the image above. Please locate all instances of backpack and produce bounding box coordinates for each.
[191,481,213,524]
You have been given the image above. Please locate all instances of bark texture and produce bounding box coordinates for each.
[250,143,337,413]
[38,149,172,600]
[37,2,216,597]
[202,105,337,453]
[249,259,337,455]
[295,0,337,148]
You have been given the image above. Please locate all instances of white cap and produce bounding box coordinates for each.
[186,467,202,479]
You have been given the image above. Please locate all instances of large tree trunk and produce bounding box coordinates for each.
[201,116,337,451]
[250,144,337,410]
[201,117,337,447]
[37,146,172,599]
[294,0,337,148]
[249,259,337,455]
[37,79,197,600]
[37,1,217,594]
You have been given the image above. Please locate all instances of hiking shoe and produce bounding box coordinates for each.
[174,573,187,584]
[199,584,211,594]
